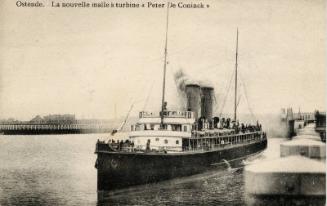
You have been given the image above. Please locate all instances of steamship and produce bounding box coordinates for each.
[95,8,267,191]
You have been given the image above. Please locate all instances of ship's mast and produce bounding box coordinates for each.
[160,3,170,129]
[234,29,239,122]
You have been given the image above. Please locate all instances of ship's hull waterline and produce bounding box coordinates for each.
[95,139,267,191]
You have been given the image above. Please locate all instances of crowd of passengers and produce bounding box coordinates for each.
[197,116,262,133]
[107,139,159,153]
[104,116,263,151]
[107,139,135,151]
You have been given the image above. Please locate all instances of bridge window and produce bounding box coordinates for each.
[171,124,182,131]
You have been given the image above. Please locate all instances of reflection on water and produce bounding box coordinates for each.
[0,135,284,205]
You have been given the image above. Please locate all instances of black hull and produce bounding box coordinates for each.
[95,139,267,191]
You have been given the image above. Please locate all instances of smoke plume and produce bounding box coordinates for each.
[174,68,215,110]
[174,69,194,92]
[174,68,214,91]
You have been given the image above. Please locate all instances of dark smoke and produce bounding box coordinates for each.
[174,69,213,92]
[174,69,192,92]
[174,68,215,110]
[174,69,189,109]
[174,68,214,92]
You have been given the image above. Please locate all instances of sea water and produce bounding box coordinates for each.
[0,134,284,205]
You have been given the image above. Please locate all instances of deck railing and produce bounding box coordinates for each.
[139,111,194,119]
[97,131,266,154]
[183,131,266,152]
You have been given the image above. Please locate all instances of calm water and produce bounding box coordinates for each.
[0,134,283,206]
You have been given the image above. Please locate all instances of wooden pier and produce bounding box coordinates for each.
[0,123,113,135]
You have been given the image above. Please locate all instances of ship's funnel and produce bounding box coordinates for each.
[185,84,201,120]
[201,87,214,120]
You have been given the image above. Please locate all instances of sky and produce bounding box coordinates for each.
[0,0,326,120]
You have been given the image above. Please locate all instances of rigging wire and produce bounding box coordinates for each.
[109,101,134,139]
[239,72,257,122]
[213,93,218,111]
[216,67,257,122]
[218,69,235,116]
[237,94,241,109]
[117,103,134,131]
[142,80,155,111]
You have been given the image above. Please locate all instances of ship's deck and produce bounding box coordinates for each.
[95,137,267,156]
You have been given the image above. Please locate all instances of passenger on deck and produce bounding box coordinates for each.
[221,118,225,128]
[241,123,245,133]
[205,119,209,129]
[146,139,151,152]
[226,118,231,129]
[197,117,206,131]
[217,121,222,129]
[231,121,235,129]
[131,141,134,152]
[213,117,219,129]
[119,140,124,151]
[208,119,214,129]
[221,139,225,148]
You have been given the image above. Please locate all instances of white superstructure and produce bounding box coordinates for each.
[129,111,195,152]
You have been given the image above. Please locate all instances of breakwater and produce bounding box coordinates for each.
[244,124,326,205]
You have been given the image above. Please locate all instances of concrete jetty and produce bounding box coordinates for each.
[245,156,325,196]
[244,123,326,205]
[280,123,324,159]
[294,134,321,141]
[296,123,320,137]
[280,138,326,159]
